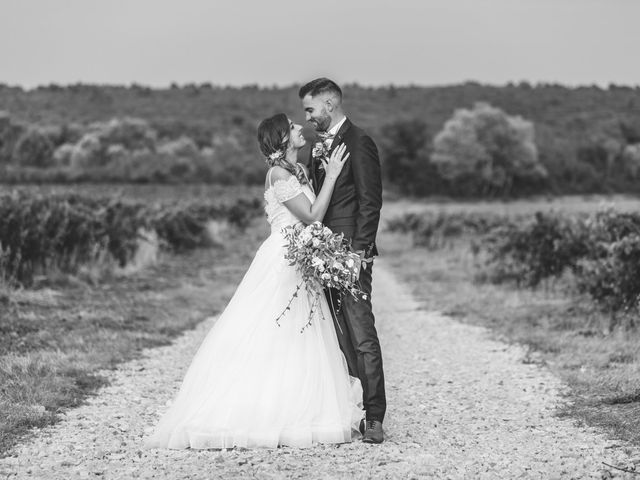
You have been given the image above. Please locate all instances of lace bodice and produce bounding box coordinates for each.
[264,174,315,232]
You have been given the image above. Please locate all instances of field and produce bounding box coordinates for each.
[2,185,640,457]
[379,195,640,446]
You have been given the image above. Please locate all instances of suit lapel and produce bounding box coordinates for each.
[328,118,352,155]
[311,142,324,193]
[307,148,319,193]
[311,118,352,193]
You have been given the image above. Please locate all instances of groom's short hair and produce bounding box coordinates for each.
[298,78,342,101]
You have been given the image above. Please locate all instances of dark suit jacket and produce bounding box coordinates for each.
[306,118,382,257]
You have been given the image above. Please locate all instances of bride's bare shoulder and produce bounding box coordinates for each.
[268,166,293,184]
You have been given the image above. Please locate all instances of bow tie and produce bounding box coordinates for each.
[317,131,335,142]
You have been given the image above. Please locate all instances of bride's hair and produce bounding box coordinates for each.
[257,113,307,185]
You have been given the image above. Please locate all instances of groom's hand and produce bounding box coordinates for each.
[348,249,364,281]
[351,248,373,280]
[354,249,367,278]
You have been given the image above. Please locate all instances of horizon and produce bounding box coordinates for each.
[2,79,639,92]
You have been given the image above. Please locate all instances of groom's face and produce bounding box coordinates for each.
[302,94,332,132]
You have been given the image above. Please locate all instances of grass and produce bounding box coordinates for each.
[0,216,268,457]
[379,200,640,447]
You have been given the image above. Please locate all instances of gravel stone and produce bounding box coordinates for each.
[1,260,638,479]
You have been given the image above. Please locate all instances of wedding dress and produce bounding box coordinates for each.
[145,172,363,449]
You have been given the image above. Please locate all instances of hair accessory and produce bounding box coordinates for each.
[267,150,284,163]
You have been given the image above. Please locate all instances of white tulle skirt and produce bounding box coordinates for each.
[145,231,364,449]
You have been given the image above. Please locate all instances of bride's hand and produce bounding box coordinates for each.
[323,144,350,181]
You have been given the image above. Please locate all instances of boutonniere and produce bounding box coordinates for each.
[312,141,330,170]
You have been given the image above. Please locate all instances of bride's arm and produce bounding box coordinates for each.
[273,144,349,224]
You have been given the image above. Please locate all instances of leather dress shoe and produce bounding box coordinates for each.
[362,420,384,444]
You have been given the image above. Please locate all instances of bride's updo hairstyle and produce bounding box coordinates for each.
[257,113,308,185]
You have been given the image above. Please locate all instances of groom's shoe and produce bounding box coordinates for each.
[362,420,384,444]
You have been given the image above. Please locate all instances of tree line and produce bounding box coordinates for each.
[0,82,639,197]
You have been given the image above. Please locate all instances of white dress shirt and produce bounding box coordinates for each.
[324,116,347,149]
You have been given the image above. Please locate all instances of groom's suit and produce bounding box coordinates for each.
[306,118,386,422]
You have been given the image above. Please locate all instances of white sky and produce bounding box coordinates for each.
[0,0,638,88]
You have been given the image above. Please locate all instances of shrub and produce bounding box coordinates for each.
[390,208,640,318]
[575,234,640,319]
[479,208,640,319]
[70,133,105,168]
[482,212,589,287]
[91,117,157,151]
[52,144,76,167]
[0,191,262,286]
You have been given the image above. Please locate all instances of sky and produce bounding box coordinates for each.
[0,0,638,89]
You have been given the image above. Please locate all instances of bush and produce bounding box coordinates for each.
[0,115,264,185]
[482,212,589,287]
[91,117,157,151]
[69,133,104,168]
[390,208,640,319]
[52,144,76,167]
[0,191,262,285]
[576,234,640,322]
[480,208,640,319]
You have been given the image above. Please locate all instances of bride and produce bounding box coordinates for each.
[145,113,363,449]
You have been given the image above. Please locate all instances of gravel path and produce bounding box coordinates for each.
[2,260,638,479]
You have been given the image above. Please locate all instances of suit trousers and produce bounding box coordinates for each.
[326,263,386,422]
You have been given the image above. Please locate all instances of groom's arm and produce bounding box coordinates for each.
[350,133,382,256]
[300,144,315,187]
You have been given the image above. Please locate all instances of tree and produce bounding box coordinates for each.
[431,102,547,197]
[0,112,26,164]
[379,119,441,195]
[12,128,55,168]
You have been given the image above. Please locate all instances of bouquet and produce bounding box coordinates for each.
[276,222,366,332]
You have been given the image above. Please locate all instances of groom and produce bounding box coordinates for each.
[299,78,386,444]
